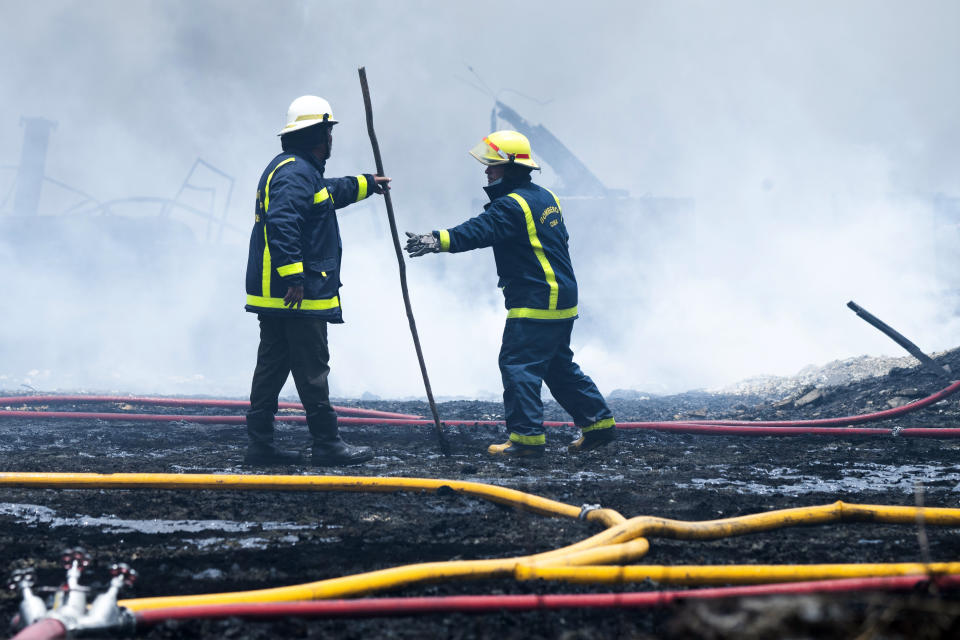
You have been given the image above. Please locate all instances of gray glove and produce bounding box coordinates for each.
[405,231,440,257]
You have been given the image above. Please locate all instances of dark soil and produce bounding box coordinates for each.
[2,349,960,639]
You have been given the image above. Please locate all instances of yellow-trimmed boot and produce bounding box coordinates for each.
[568,420,617,453]
[487,440,544,458]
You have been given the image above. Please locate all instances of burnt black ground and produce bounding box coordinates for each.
[2,350,960,639]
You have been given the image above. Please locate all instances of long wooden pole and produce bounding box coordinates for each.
[358,67,450,456]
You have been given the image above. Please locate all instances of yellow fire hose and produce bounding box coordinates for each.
[516,563,960,585]
[120,540,657,611]
[564,501,960,546]
[119,499,960,610]
[0,472,622,527]
[2,472,958,611]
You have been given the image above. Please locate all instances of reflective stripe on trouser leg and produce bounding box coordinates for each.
[499,319,563,440]
[284,317,338,442]
[248,316,294,444]
[541,321,614,429]
[509,432,546,445]
[582,418,616,432]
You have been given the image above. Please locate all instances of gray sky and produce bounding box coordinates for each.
[1,1,958,397]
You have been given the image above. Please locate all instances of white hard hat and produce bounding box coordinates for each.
[278,95,338,136]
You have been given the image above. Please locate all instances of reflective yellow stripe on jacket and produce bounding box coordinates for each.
[506,192,576,320]
[263,157,295,214]
[257,157,339,312]
[276,262,303,277]
[261,157,297,297]
[506,306,578,320]
[245,295,340,311]
[544,187,563,214]
[508,193,558,310]
[355,175,367,202]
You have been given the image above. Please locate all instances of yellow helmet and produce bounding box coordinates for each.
[468,130,540,170]
[278,95,338,136]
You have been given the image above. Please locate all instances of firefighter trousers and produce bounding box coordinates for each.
[498,318,613,444]
[247,315,338,444]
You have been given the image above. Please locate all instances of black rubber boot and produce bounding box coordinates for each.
[244,443,302,466]
[487,440,545,459]
[308,413,374,466]
[568,426,617,453]
[312,437,374,466]
[244,413,301,466]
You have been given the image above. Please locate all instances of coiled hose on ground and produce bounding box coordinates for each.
[2,472,959,608]
[6,382,960,635]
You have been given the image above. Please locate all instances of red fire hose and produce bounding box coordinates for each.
[8,619,66,640]
[11,574,959,639]
[1,411,959,438]
[1,380,959,437]
[683,379,960,427]
[0,395,421,420]
[132,574,960,623]
[613,424,960,437]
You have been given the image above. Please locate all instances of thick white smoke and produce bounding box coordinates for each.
[0,1,958,398]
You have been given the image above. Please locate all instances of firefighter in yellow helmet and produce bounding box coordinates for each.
[405,130,616,458]
[244,95,390,466]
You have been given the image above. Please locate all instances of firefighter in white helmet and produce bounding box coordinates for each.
[405,130,616,458]
[244,95,391,466]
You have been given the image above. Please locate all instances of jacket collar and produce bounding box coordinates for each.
[483,172,532,201]
[287,149,327,175]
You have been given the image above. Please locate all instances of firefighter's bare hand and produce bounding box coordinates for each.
[283,285,304,309]
[372,175,391,194]
[404,231,440,257]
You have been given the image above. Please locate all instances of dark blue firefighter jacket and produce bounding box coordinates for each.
[245,151,375,322]
[436,174,578,320]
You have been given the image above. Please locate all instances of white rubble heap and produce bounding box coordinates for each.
[715,354,936,400]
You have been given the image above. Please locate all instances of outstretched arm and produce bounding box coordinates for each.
[404,198,523,258]
[323,174,391,209]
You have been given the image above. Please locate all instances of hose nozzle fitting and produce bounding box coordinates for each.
[9,551,137,635]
